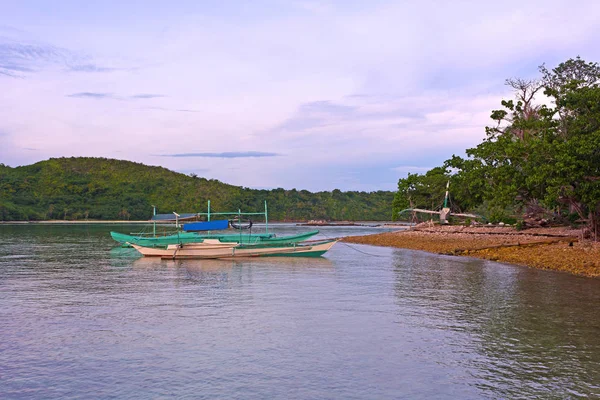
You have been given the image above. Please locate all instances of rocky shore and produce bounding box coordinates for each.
[343,225,600,278]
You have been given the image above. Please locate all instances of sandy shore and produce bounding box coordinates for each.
[343,225,600,278]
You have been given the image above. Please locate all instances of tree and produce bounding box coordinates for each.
[0,157,395,222]
[393,57,600,238]
[392,167,451,219]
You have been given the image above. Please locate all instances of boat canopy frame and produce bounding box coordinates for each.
[149,200,270,235]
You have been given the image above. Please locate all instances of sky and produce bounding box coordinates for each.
[1,0,599,192]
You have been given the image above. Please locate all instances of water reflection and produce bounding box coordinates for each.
[131,255,333,271]
[2,224,600,399]
[392,248,600,398]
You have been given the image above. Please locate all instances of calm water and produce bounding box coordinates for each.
[1,224,599,399]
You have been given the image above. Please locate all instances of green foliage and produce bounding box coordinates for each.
[515,220,524,231]
[469,202,517,225]
[392,167,450,220]
[0,157,394,221]
[393,57,600,237]
[392,162,485,220]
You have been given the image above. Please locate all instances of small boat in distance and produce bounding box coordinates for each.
[129,239,338,260]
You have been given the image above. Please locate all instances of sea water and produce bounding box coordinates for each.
[1,224,599,399]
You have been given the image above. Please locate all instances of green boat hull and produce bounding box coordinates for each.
[110,230,320,247]
[130,239,337,259]
[260,249,329,257]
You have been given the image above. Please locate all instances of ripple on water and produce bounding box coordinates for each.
[1,224,599,399]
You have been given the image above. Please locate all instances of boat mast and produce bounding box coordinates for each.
[238,208,242,242]
[152,205,156,237]
[443,180,450,209]
[441,180,451,224]
[173,212,180,229]
[265,200,268,234]
[207,200,211,236]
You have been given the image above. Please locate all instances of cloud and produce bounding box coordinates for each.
[271,96,417,138]
[143,106,199,112]
[3,1,600,191]
[0,37,121,77]
[68,64,118,73]
[0,25,24,35]
[261,90,505,175]
[275,100,359,132]
[299,100,356,115]
[0,41,71,64]
[0,40,79,77]
[277,116,325,131]
[130,93,166,99]
[67,92,114,99]
[160,151,280,158]
[67,93,166,100]
[0,63,33,72]
[0,69,19,77]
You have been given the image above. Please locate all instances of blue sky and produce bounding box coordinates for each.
[1,0,599,191]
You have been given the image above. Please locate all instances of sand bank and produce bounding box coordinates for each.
[343,225,600,278]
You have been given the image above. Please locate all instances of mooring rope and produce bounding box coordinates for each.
[317,231,388,257]
[339,240,388,257]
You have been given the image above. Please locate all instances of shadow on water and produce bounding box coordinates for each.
[391,248,600,398]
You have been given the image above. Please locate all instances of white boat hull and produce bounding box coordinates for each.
[130,239,337,259]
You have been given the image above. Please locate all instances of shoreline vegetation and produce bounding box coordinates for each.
[391,57,600,245]
[0,157,394,222]
[343,225,600,278]
[3,219,598,277]
[0,220,406,226]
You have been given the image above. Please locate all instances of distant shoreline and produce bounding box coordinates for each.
[3,220,597,277]
[0,220,152,224]
[344,225,600,278]
[0,220,407,227]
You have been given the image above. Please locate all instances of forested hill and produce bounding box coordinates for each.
[0,157,394,221]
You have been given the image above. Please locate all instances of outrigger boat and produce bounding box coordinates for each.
[110,229,320,247]
[110,201,319,247]
[129,239,338,260]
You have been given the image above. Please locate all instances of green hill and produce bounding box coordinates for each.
[0,157,394,221]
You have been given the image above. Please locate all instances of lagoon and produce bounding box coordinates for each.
[1,224,599,398]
